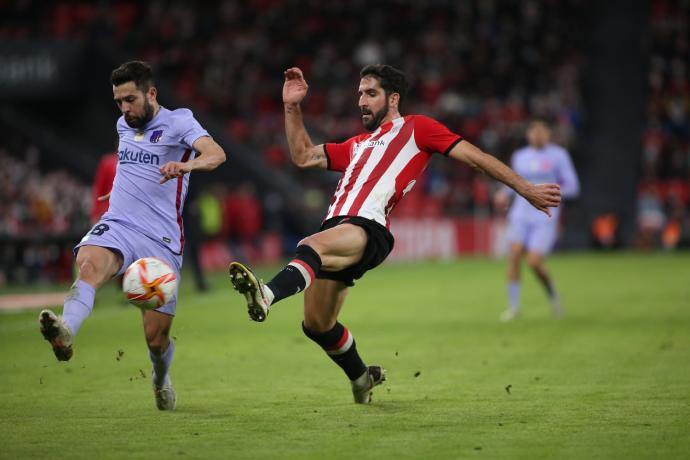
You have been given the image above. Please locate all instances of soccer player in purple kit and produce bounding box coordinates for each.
[494,119,580,321]
[38,61,226,410]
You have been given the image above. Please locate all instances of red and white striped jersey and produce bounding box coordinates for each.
[323,115,462,228]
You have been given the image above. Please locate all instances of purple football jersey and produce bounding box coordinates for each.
[103,107,209,254]
[507,143,580,223]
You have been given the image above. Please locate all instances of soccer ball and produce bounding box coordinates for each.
[123,257,177,310]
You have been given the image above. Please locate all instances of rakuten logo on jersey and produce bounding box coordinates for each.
[118,148,160,166]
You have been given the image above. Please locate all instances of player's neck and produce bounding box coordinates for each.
[140,104,162,129]
[151,103,161,120]
[381,110,402,126]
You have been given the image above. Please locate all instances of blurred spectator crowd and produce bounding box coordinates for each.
[1,0,688,267]
[0,0,586,218]
[0,137,91,284]
[638,0,690,248]
[136,0,586,218]
[0,142,90,238]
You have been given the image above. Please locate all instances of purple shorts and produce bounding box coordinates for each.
[506,218,558,255]
[75,218,182,315]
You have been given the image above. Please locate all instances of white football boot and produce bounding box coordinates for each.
[351,366,386,404]
[153,375,177,411]
[39,309,74,361]
[228,262,270,322]
[500,308,521,322]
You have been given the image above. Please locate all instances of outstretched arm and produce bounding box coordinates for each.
[283,67,327,169]
[159,136,226,184]
[448,140,561,216]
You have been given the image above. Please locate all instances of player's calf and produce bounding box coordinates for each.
[302,321,386,403]
[265,245,322,304]
[38,309,74,361]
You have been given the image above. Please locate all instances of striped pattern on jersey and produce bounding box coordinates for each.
[324,115,461,228]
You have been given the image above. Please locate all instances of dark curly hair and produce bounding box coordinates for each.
[360,64,409,106]
[110,61,155,91]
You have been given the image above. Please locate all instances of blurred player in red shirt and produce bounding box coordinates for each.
[91,152,118,223]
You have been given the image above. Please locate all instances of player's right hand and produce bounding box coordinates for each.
[159,161,193,184]
[523,183,561,217]
[283,67,309,105]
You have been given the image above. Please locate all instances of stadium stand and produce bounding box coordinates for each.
[638,0,690,248]
[0,0,687,283]
[0,131,90,284]
[0,0,586,215]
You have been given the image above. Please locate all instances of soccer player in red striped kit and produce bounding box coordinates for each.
[229,65,561,403]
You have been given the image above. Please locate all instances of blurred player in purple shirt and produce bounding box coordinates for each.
[38,61,226,409]
[494,119,580,321]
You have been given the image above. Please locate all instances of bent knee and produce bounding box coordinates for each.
[526,254,543,270]
[508,252,522,265]
[302,315,334,333]
[76,254,103,281]
[146,334,169,355]
[76,248,119,285]
[297,236,321,254]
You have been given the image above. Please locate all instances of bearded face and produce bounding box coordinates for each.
[124,97,155,128]
[361,98,389,131]
[113,81,157,129]
[358,76,394,132]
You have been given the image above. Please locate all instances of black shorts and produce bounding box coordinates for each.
[315,216,395,287]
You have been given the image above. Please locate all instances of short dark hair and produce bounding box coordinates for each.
[529,116,552,127]
[110,61,155,91]
[360,64,408,106]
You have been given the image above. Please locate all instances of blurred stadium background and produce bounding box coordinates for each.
[0,0,687,289]
[1,2,690,459]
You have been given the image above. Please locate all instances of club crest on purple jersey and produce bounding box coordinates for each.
[150,130,164,143]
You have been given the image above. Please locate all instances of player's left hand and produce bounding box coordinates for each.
[493,191,510,212]
[159,161,193,184]
[523,183,561,217]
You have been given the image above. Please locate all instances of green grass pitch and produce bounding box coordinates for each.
[1,252,689,459]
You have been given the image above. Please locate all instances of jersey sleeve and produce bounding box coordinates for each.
[323,136,359,172]
[413,115,463,156]
[172,109,210,150]
[116,116,127,137]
